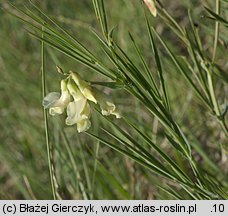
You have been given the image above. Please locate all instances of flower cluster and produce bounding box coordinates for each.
[43,71,121,133]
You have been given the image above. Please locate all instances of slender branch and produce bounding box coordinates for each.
[207,67,228,136]
[212,0,220,63]
[208,0,228,136]
[41,26,57,199]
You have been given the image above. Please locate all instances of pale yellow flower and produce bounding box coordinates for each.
[94,89,121,119]
[43,70,121,133]
[43,79,71,116]
[65,79,91,132]
[70,71,97,104]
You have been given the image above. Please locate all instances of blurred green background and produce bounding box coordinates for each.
[0,0,227,199]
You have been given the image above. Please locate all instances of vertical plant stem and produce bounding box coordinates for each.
[208,0,227,136]
[207,67,228,136]
[41,26,56,199]
[78,136,92,197]
[91,141,100,199]
[61,131,88,200]
[208,71,220,116]
[212,0,220,63]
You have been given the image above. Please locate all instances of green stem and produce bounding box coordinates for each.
[41,26,57,199]
[207,69,228,136]
[91,141,100,199]
[212,0,220,63]
[61,130,88,200]
[206,0,228,136]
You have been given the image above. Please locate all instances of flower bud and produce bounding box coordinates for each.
[144,0,157,17]
[70,71,97,104]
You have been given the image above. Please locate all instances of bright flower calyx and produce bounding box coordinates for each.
[43,71,121,133]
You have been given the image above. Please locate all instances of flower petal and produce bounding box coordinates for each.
[43,79,71,116]
[70,71,97,104]
[43,92,61,108]
[82,88,97,104]
[101,101,115,116]
[55,79,71,107]
[67,79,84,101]
[49,107,65,116]
[77,119,91,133]
[65,98,90,125]
[111,110,122,119]
[94,88,121,118]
